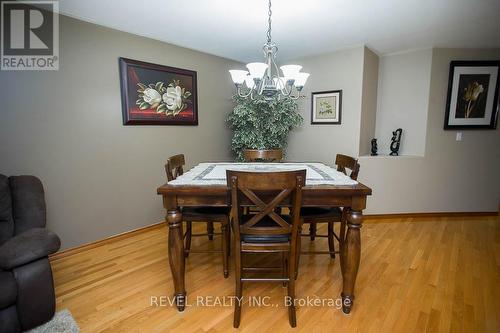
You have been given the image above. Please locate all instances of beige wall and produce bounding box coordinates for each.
[359,47,379,156]
[0,16,239,249]
[374,49,433,156]
[360,48,500,213]
[287,47,499,214]
[287,47,365,161]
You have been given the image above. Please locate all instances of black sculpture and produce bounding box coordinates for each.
[370,138,378,156]
[390,128,403,156]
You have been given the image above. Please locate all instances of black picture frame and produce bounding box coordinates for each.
[119,57,198,125]
[311,90,342,125]
[444,60,499,130]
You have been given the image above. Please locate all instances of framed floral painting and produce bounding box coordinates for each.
[311,90,342,124]
[444,61,499,129]
[119,58,198,125]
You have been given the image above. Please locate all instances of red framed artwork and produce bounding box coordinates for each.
[119,57,198,125]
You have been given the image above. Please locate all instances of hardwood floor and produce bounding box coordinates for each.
[50,215,500,332]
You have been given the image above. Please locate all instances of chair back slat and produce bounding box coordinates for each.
[335,154,360,180]
[227,170,305,240]
[165,154,185,181]
[243,149,283,162]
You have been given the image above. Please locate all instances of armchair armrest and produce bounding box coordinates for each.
[0,228,61,270]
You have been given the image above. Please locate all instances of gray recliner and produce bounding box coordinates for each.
[0,175,61,332]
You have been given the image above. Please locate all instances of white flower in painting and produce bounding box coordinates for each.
[471,84,484,101]
[163,86,183,111]
[143,88,162,104]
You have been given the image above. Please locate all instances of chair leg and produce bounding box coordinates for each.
[328,222,335,259]
[295,226,302,280]
[288,248,297,327]
[226,221,231,257]
[207,222,214,240]
[184,221,192,258]
[221,224,229,278]
[282,252,288,287]
[233,241,242,328]
[309,223,317,241]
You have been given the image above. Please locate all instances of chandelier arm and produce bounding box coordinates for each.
[281,87,291,96]
[274,61,292,96]
[237,85,254,98]
[288,89,302,100]
[258,77,265,95]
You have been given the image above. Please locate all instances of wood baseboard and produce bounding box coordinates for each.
[364,211,498,220]
[50,211,498,261]
[49,221,166,261]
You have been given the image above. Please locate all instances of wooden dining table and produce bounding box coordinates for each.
[157,162,372,314]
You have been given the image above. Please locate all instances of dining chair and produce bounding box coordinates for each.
[242,149,284,215]
[227,169,305,328]
[165,154,230,278]
[243,149,283,162]
[300,154,360,260]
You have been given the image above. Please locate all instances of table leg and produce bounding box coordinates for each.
[167,209,186,311]
[340,210,362,314]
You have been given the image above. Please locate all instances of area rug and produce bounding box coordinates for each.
[26,309,80,333]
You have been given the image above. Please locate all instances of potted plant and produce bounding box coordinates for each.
[227,95,303,161]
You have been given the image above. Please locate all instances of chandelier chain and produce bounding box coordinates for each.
[267,0,272,44]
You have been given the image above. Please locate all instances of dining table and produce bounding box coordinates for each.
[157,162,372,314]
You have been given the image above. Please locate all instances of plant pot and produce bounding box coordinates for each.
[243,149,283,162]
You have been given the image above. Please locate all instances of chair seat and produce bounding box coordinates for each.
[181,206,229,222]
[240,215,291,243]
[241,234,290,243]
[301,207,342,222]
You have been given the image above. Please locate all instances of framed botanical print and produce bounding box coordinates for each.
[119,57,198,125]
[311,90,342,124]
[444,61,499,129]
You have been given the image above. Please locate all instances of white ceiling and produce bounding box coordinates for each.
[60,0,500,62]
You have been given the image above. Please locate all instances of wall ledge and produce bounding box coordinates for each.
[358,154,424,159]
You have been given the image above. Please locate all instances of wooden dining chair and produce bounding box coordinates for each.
[300,154,360,259]
[227,169,305,328]
[243,149,284,215]
[165,154,230,278]
[243,149,283,162]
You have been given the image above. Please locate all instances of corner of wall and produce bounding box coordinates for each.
[358,46,380,156]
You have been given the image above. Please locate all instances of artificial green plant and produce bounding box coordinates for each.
[226,95,303,161]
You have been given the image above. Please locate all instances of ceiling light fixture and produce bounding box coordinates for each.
[229,0,309,100]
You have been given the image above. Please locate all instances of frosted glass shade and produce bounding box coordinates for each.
[280,65,302,79]
[245,76,255,89]
[246,62,268,78]
[294,72,310,87]
[229,70,248,84]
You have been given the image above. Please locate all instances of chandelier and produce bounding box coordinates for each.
[228,0,309,100]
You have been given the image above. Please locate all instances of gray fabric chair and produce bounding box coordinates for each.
[0,175,61,333]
